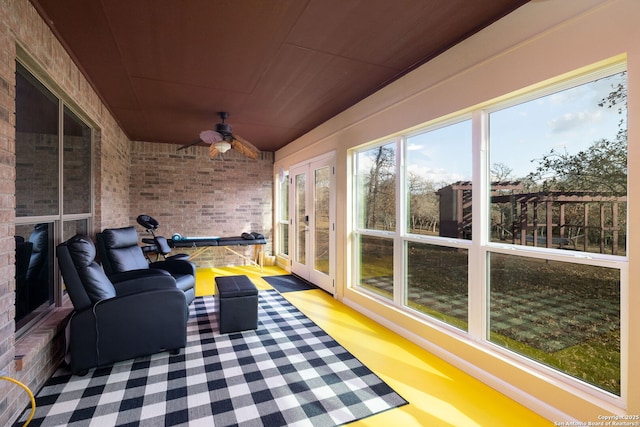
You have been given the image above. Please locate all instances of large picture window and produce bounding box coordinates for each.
[351,63,626,397]
[487,69,626,395]
[15,61,93,333]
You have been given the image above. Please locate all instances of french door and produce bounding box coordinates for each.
[290,153,335,294]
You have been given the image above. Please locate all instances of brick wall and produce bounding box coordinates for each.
[0,55,16,427]
[129,141,274,267]
[0,2,274,424]
[97,126,132,230]
[0,1,131,425]
[0,3,20,425]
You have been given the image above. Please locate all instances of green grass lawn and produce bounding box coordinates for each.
[357,242,621,395]
[490,330,620,395]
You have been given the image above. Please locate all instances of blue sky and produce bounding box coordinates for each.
[405,72,625,187]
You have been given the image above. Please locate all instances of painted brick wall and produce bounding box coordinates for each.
[129,141,274,267]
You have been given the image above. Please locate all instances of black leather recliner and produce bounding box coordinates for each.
[57,234,188,375]
[96,226,196,305]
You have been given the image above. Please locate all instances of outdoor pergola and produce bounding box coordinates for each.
[438,181,626,255]
[492,191,626,254]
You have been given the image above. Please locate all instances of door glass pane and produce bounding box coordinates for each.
[278,173,289,256]
[488,252,620,395]
[279,222,289,257]
[15,63,59,217]
[295,173,306,264]
[407,242,468,330]
[63,107,91,214]
[314,166,330,274]
[489,71,627,255]
[407,120,472,239]
[356,142,396,231]
[358,235,393,300]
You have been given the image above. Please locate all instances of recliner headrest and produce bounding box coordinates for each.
[63,234,116,303]
[66,234,97,268]
[100,227,139,249]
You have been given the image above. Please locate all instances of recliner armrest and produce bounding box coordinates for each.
[110,268,171,283]
[112,271,177,296]
[150,259,196,277]
[90,288,186,321]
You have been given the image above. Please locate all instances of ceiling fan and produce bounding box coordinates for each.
[177,112,259,160]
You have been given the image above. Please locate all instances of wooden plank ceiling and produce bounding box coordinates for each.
[30,0,528,152]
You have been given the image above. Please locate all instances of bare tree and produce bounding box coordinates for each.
[364,146,395,229]
[408,172,439,234]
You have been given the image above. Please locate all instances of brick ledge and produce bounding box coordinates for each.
[15,304,73,371]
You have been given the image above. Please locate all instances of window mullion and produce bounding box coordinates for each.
[468,110,488,338]
[394,137,406,307]
[55,98,64,307]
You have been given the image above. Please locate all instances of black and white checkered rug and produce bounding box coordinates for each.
[15,290,407,426]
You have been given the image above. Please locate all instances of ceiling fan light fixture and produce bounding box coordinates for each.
[214,141,232,153]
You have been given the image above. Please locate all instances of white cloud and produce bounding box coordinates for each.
[407,164,469,185]
[548,110,603,133]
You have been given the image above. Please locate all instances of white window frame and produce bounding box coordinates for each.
[349,61,628,405]
[479,62,628,403]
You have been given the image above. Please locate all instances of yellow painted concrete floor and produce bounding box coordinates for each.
[196,266,553,427]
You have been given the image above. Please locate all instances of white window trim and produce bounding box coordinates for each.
[349,60,628,406]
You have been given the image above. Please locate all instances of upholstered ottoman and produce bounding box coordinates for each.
[215,275,258,334]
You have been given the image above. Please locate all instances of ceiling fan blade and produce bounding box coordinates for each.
[233,133,259,151]
[177,138,203,151]
[231,134,259,159]
[200,129,223,144]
